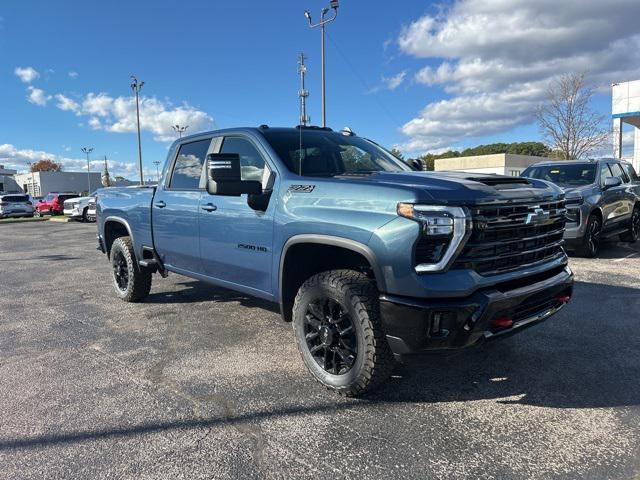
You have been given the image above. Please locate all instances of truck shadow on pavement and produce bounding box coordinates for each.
[1,282,637,452]
[368,279,640,409]
[146,277,639,410]
[145,280,280,313]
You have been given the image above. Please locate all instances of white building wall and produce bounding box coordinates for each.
[15,171,102,196]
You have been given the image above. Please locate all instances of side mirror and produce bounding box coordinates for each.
[408,158,425,171]
[206,153,262,196]
[603,177,622,189]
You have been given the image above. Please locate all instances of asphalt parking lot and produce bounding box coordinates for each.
[0,222,639,479]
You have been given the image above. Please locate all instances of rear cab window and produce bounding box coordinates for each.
[169,138,212,190]
[621,163,639,182]
[608,163,629,183]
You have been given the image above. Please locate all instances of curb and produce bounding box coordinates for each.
[0,217,48,225]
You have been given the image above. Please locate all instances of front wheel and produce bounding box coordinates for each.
[620,207,640,243]
[292,270,395,397]
[575,214,602,258]
[110,236,152,302]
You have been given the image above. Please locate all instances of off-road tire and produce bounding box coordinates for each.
[110,236,152,302]
[620,206,640,243]
[575,214,601,258]
[292,269,395,397]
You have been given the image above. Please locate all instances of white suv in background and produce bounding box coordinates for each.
[0,194,35,219]
[63,192,97,222]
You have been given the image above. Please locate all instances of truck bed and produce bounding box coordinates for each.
[97,186,155,259]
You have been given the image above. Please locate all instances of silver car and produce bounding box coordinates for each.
[0,194,35,219]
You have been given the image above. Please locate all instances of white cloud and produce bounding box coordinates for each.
[14,66,40,83]
[369,70,408,93]
[67,91,214,141]
[0,143,138,179]
[26,86,50,106]
[68,71,79,78]
[54,94,80,114]
[385,71,407,91]
[396,0,640,155]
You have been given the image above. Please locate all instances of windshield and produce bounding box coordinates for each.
[261,130,410,177]
[523,163,597,186]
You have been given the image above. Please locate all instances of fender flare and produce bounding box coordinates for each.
[103,216,135,258]
[278,234,386,305]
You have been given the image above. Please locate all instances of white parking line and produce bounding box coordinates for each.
[612,252,639,263]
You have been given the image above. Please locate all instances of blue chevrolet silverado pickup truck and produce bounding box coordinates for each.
[96,125,573,396]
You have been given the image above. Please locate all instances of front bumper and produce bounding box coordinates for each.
[379,265,573,358]
[64,208,82,218]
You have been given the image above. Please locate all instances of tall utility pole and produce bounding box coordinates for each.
[298,53,310,126]
[130,75,145,185]
[81,147,93,193]
[304,0,339,128]
[153,160,161,181]
[172,125,189,138]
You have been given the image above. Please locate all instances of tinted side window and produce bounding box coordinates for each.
[608,163,629,183]
[622,163,639,182]
[170,139,211,189]
[599,164,613,186]
[220,137,265,183]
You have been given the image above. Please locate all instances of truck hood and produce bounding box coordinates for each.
[557,183,597,199]
[335,171,564,205]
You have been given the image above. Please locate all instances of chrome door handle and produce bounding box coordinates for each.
[201,203,217,212]
[154,201,166,208]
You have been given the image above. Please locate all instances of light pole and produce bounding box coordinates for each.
[81,147,93,193]
[153,160,161,181]
[130,75,145,185]
[26,161,33,196]
[304,0,339,128]
[172,125,188,138]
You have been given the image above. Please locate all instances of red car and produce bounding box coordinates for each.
[36,192,79,216]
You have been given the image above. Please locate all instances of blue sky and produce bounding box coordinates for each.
[2,0,639,178]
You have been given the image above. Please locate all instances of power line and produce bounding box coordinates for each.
[325,31,401,127]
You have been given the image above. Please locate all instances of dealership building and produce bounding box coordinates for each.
[612,79,640,172]
[14,171,103,197]
[434,153,551,176]
[0,165,22,193]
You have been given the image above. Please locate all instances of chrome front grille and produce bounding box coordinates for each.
[453,200,567,275]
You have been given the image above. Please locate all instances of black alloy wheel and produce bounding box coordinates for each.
[304,298,357,375]
[621,208,640,243]
[112,250,130,292]
[583,215,602,257]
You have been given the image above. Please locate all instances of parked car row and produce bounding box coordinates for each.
[0,191,97,222]
[522,158,640,257]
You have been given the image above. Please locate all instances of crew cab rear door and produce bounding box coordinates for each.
[198,134,276,297]
[152,137,212,274]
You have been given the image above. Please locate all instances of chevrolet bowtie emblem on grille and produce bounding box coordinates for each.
[525,207,550,225]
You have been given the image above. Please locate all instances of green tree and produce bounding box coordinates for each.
[390,148,404,160]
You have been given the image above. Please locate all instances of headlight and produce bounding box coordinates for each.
[397,203,471,273]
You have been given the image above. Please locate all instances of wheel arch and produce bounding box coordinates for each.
[278,235,385,322]
[103,216,134,259]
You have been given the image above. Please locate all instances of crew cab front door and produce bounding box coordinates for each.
[153,137,212,274]
[198,135,276,297]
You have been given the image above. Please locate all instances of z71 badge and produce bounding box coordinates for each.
[288,184,315,193]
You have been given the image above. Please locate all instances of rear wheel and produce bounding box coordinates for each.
[620,206,640,243]
[292,270,395,396]
[110,236,152,302]
[575,214,602,258]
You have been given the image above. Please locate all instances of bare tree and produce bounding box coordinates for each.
[536,73,608,160]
